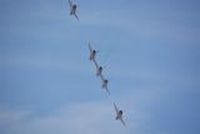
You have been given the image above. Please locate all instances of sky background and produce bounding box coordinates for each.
[0,0,200,133]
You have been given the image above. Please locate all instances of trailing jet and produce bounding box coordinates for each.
[88,43,97,61]
[68,0,79,21]
[96,66,103,76]
[102,79,110,95]
[113,103,126,127]
[88,43,99,69]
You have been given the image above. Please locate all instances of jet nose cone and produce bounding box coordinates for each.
[119,110,123,115]
[73,5,77,9]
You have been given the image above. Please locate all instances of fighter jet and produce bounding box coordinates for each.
[102,79,110,95]
[113,103,126,127]
[68,0,79,21]
[88,43,99,69]
[96,66,103,76]
[88,43,97,61]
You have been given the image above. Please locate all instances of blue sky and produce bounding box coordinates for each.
[0,0,200,133]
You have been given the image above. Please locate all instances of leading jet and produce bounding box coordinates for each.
[68,0,79,21]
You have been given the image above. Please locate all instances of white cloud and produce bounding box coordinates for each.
[0,106,32,128]
[0,101,132,134]
[0,52,89,76]
[80,10,200,44]
[0,83,172,134]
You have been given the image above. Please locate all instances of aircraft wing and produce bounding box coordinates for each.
[74,13,79,21]
[68,0,72,8]
[105,86,110,95]
[120,117,126,127]
[99,73,105,81]
[88,43,93,53]
[114,103,119,114]
[93,59,99,69]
